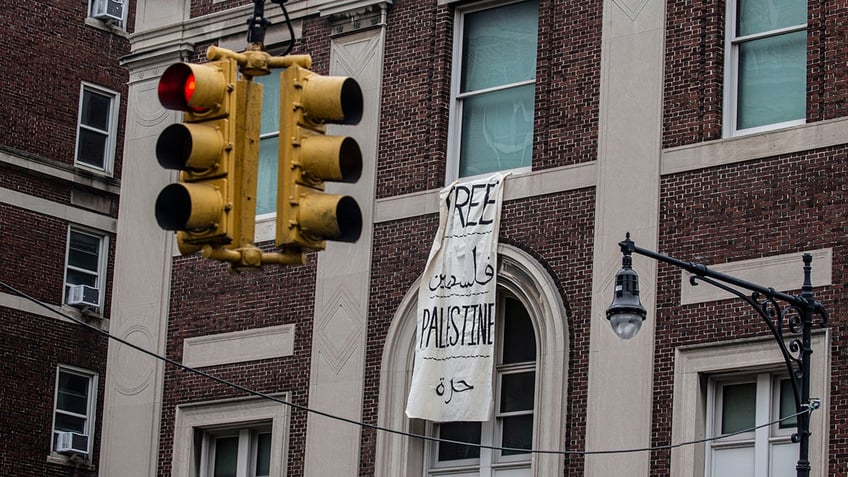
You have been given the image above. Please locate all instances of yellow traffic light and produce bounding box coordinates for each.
[154,58,241,251]
[277,63,364,251]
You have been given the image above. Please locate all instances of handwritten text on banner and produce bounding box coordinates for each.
[406,172,508,422]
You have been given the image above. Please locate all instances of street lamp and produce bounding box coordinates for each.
[606,246,647,339]
[606,233,828,477]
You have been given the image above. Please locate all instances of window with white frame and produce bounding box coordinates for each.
[724,0,807,136]
[447,0,539,181]
[425,295,536,476]
[197,424,273,477]
[670,334,829,477]
[75,83,120,174]
[254,71,282,217]
[64,228,107,307]
[172,397,290,477]
[706,372,798,477]
[52,366,97,454]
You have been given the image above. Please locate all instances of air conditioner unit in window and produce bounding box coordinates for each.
[55,431,89,455]
[67,284,99,308]
[91,0,124,23]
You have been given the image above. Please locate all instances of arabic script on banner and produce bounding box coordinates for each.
[406,172,508,422]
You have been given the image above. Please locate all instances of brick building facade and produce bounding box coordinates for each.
[0,0,132,475]
[106,0,845,476]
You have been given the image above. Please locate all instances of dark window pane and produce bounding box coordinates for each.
[501,414,533,455]
[502,298,536,364]
[66,271,97,288]
[256,432,271,475]
[213,436,239,477]
[500,372,535,412]
[59,371,90,397]
[77,129,108,168]
[57,391,88,415]
[81,90,111,130]
[721,382,756,434]
[69,232,100,272]
[55,413,86,433]
[779,379,797,429]
[438,422,481,461]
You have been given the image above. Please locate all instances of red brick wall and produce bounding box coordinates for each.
[1,206,71,304]
[161,1,848,476]
[157,245,320,477]
[0,1,129,475]
[156,15,338,476]
[377,0,603,198]
[663,0,725,148]
[661,2,848,471]
[0,308,108,476]
[664,0,848,149]
[359,188,597,476]
[813,0,848,121]
[648,147,847,475]
[0,1,130,174]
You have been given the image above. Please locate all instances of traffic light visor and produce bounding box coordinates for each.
[301,74,363,125]
[156,123,225,172]
[158,62,227,113]
[300,135,362,183]
[298,192,362,243]
[155,182,224,231]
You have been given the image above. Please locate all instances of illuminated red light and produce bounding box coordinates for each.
[184,74,196,105]
[158,64,210,113]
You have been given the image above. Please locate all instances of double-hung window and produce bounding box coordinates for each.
[706,372,798,477]
[724,0,807,135]
[198,425,272,477]
[64,228,107,308]
[448,0,539,181]
[426,296,536,476]
[52,366,97,455]
[75,83,120,174]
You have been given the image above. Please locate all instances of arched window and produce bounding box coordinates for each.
[375,245,568,477]
[425,293,536,475]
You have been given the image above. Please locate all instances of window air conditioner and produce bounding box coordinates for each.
[67,284,99,308]
[91,0,124,22]
[55,431,89,455]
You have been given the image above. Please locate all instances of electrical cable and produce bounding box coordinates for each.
[270,0,295,56]
[0,279,815,457]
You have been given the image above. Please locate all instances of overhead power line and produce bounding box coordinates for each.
[0,280,814,457]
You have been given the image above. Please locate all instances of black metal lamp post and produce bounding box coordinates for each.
[606,233,828,477]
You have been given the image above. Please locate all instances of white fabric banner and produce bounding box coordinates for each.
[406,172,509,422]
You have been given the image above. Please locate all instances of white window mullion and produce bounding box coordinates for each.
[479,419,495,477]
[754,373,771,477]
[237,429,251,477]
